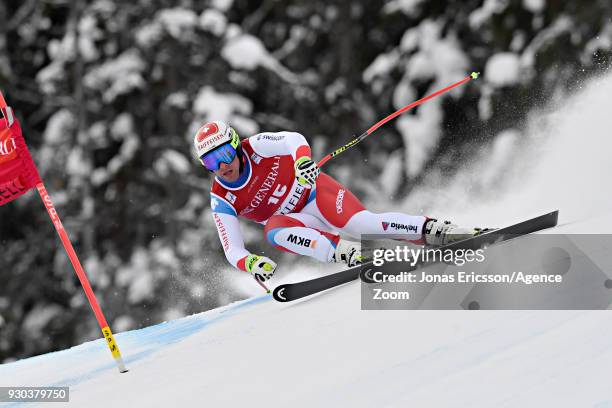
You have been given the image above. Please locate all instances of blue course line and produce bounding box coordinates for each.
[0,294,272,402]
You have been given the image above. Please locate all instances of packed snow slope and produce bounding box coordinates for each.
[2,73,612,407]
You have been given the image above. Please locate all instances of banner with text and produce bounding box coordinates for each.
[0,93,41,206]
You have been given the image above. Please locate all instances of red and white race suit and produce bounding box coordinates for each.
[210,132,427,271]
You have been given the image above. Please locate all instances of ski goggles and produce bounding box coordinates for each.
[200,143,237,171]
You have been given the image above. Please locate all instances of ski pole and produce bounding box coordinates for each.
[317,72,480,167]
[243,270,271,293]
[254,276,271,294]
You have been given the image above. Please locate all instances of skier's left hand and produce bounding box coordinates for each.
[294,157,320,189]
[246,254,277,281]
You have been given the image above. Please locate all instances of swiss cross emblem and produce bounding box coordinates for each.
[197,122,219,142]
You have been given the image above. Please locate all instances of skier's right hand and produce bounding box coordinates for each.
[246,254,277,281]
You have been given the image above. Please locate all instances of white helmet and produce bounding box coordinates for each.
[193,121,242,171]
[193,121,240,158]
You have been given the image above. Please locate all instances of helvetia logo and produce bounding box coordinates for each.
[287,234,317,248]
[382,221,417,233]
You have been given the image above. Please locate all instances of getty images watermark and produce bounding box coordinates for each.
[360,234,612,310]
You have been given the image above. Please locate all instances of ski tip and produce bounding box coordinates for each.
[273,286,289,302]
[549,209,560,225]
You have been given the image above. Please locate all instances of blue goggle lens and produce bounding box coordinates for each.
[201,144,237,171]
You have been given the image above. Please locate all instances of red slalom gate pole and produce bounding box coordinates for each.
[37,183,128,373]
[317,72,480,167]
[1,91,127,372]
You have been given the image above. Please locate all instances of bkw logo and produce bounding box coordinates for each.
[287,234,317,248]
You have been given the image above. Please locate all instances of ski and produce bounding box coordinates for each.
[272,210,559,302]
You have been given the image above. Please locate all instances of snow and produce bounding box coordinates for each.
[224,22,242,41]
[521,16,573,71]
[46,33,76,61]
[221,33,300,83]
[405,51,434,81]
[191,86,257,136]
[211,0,233,12]
[399,28,419,52]
[396,100,442,176]
[378,149,403,196]
[390,21,468,176]
[230,115,260,136]
[199,9,227,37]
[274,25,308,60]
[116,249,155,304]
[4,43,612,408]
[477,129,521,188]
[362,50,399,83]
[221,34,268,70]
[112,133,139,166]
[42,109,76,144]
[91,114,140,186]
[84,256,111,289]
[3,278,612,406]
[112,316,136,332]
[134,22,163,49]
[157,8,198,39]
[35,61,64,94]
[485,52,522,87]
[83,50,147,103]
[128,273,155,304]
[392,73,416,110]
[478,83,494,120]
[523,0,546,13]
[582,22,612,65]
[78,14,101,62]
[165,91,189,109]
[402,67,612,228]
[66,147,92,177]
[469,0,510,29]
[110,113,134,139]
[153,150,191,177]
[22,305,62,335]
[382,0,426,16]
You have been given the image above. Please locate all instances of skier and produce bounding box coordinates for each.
[194,121,480,282]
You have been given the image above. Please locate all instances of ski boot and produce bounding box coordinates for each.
[424,219,484,246]
[332,239,363,267]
